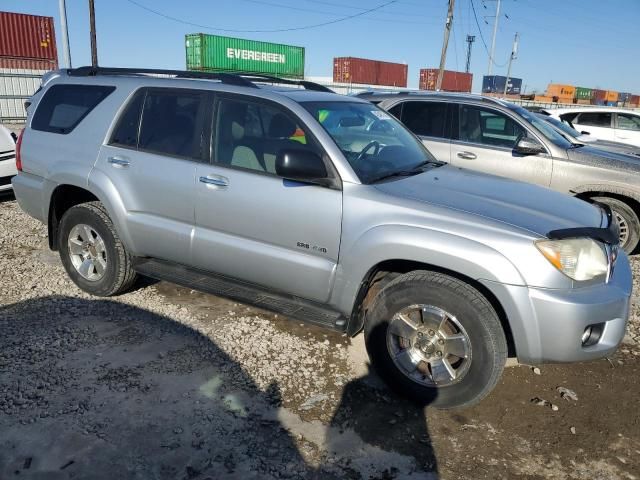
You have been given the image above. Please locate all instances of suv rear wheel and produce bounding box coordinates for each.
[58,201,137,296]
[364,270,507,409]
[592,196,639,254]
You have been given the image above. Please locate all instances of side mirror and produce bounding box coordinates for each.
[275,149,328,184]
[514,137,546,155]
[581,131,591,135]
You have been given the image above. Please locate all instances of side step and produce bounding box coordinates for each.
[133,258,347,332]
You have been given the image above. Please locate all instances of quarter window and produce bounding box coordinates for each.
[617,113,640,131]
[214,98,319,175]
[32,84,115,134]
[576,112,612,128]
[138,89,206,159]
[401,101,447,138]
[110,90,144,148]
[458,106,524,148]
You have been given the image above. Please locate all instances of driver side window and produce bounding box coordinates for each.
[458,106,524,148]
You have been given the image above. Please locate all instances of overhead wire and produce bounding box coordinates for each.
[124,0,400,33]
[470,0,508,68]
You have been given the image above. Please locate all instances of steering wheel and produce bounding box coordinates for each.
[354,141,381,164]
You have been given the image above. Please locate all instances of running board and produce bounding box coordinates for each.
[133,258,347,332]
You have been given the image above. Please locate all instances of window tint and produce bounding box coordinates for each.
[138,89,206,159]
[110,90,144,147]
[458,106,524,148]
[576,112,612,128]
[388,103,403,119]
[32,84,115,134]
[214,98,319,175]
[401,101,447,138]
[617,113,640,131]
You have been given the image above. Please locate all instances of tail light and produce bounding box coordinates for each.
[15,129,24,172]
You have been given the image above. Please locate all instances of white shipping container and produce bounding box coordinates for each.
[0,68,45,123]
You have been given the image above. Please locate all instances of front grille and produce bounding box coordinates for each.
[0,175,14,186]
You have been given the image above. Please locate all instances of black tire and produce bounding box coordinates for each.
[58,201,137,296]
[592,196,640,254]
[364,270,507,409]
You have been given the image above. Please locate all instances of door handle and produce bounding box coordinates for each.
[199,175,229,187]
[457,151,477,160]
[107,156,130,167]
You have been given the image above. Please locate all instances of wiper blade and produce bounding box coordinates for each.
[369,170,421,183]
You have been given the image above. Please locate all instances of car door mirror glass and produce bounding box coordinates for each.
[581,131,591,135]
[275,149,328,184]
[514,137,546,155]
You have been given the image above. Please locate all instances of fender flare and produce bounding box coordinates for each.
[570,184,640,205]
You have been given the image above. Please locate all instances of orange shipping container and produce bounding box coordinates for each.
[606,90,619,102]
[533,95,553,102]
[546,83,575,99]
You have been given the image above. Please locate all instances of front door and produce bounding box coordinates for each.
[449,104,552,187]
[193,95,342,303]
[94,87,208,263]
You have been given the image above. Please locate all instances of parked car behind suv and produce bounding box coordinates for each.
[360,92,640,253]
[12,67,631,408]
[544,107,640,147]
[0,124,17,193]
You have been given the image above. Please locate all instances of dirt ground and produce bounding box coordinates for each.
[1,195,639,480]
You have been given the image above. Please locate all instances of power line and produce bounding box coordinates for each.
[124,0,398,33]
[470,0,507,68]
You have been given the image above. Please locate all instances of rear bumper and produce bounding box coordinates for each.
[11,172,47,223]
[0,157,17,191]
[481,253,632,364]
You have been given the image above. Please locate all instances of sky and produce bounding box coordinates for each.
[2,0,639,94]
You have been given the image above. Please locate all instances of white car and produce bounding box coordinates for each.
[544,107,640,147]
[0,125,18,192]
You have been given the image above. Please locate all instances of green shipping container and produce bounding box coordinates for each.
[575,87,592,101]
[185,33,305,79]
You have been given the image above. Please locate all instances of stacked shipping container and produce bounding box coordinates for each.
[482,75,522,95]
[420,69,472,92]
[0,11,58,122]
[333,57,407,87]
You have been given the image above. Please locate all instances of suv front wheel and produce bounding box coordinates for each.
[58,201,137,296]
[364,270,507,409]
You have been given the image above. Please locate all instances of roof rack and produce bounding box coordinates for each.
[67,66,333,92]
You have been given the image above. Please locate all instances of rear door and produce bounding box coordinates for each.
[572,111,614,141]
[192,94,342,303]
[614,112,640,146]
[387,100,451,162]
[449,103,552,186]
[94,87,209,263]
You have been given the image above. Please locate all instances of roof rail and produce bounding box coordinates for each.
[234,73,334,93]
[67,66,257,88]
[66,66,334,93]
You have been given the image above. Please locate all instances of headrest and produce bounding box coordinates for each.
[268,113,297,138]
[231,120,245,140]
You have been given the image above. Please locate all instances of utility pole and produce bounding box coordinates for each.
[503,32,519,96]
[88,0,98,67]
[436,0,455,91]
[488,0,501,75]
[59,0,72,68]
[465,35,475,74]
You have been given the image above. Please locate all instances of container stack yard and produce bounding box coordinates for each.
[0,11,58,122]
[419,69,472,92]
[544,83,638,107]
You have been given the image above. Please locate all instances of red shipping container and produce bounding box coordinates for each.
[0,11,57,61]
[592,89,606,102]
[631,95,640,106]
[333,57,407,87]
[0,56,57,70]
[419,68,472,92]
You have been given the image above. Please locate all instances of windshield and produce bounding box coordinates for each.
[302,101,439,183]
[508,104,573,148]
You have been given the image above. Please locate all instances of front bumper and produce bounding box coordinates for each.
[481,252,632,364]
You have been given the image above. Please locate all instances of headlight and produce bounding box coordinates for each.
[535,238,608,281]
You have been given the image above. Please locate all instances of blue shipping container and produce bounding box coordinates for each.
[618,92,632,103]
[606,101,617,106]
[482,75,523,94]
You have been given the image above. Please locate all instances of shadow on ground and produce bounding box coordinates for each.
[0,296,438,479]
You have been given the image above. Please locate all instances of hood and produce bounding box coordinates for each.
[375,165,603,237]
[585,139,640,157]
[567,144,640,166]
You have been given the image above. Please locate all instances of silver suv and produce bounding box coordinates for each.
[359,91,640,253]
[12,67,632,408]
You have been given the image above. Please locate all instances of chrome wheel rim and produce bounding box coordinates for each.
[386,304,472,387]
[67,224,107,281]
[613,211,629,247]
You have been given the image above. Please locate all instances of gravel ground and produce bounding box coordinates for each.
[1,195,639,479]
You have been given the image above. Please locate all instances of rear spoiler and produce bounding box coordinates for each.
[547,203,619,245]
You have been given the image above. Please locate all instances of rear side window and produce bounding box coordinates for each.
[138,89,207,159]
[617,113,640,131]
[110,90,145,148]
[401,101,447,138]
[32,84,115,134]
